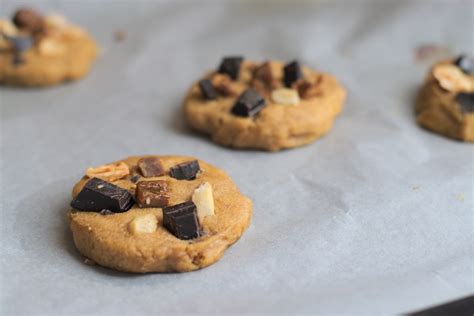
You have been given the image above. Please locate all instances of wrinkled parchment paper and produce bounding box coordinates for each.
[1,0,473,314]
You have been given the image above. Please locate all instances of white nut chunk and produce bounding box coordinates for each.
[192,182,215,221]
[45,14,69,29]
[86,161,130,182]
[271,88,300,106]
[0,19,18,36]
[0,19,18,50]
[128,214,158,235]
[38,38,66,57]
[433,64,473,93]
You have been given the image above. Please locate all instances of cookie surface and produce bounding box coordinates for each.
[0,10,98,87]
[416,57,474,142]
[69,156,252,273]
[184,59,347,151]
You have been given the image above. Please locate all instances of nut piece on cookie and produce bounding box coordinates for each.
[433,64,473,93]
[44,14,69,30]
[192,182,215,221]
[128,214,158,235]
[211,73,239,97]
[271,88,300,106]
[137,157,165,178]
[295,76,324,99]
[0,20,19,51]
[12,8,44,34]
[136,180,170,208]
[0,19,18,36]
[38,38,65,56]
[86,161,130,182]
[252,61,279,91]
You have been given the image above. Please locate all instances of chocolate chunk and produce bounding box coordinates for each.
[8,36,33,53]
[12,8,44,33]
[283,60,303,87]
[170,160,200,180]
[231,88,266,117]
[136,180,170,208]
[454,55,474,75]
[162,201,200,240]
[137,157,165,178]
[199,79,218,100]
[218,56,243,80]
[456,92,474,113]
[296,76,324,99]
[253,61,278,89]
[70,177,134,213]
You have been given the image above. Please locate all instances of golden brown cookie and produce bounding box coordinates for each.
[416,56,474,142]
[69,156,252,273]
[0,8,98,87]
[184,58,347,151]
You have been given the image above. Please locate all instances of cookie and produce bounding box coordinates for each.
[415,55,474,142]
[0,8,98,87]
[184,58,347,151]
[69,156,252,273]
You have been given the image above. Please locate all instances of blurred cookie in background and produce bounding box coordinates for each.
[184,57,347,151]
[0,7,98,87]
[416,55,474,142]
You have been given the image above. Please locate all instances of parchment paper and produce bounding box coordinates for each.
[1,0,473,314]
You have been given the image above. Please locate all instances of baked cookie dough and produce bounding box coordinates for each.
[184,57,347,151]
[416,55,474,142]
[0,8,97,87]
[69,156,252,273]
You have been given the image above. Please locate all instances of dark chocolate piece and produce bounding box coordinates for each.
[218,56,243,80]
[283,60,303,87]
[12,8,44,33]
[454,55,474,75]
[456,92,474,113]
[199,79,218,100]
[8,36,33,53]
[136,180,170,208]
[70,177,134,213]
[137,157,165,178]
[162,201,200,240]
[169,160,200,180]
[231,88,266,117]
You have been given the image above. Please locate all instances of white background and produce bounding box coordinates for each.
[1,0,473,314]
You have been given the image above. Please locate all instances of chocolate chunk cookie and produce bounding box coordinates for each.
[0,8,98,86]
[184,58,347,151]
[69,156,252,273]
[416,55,474,142]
